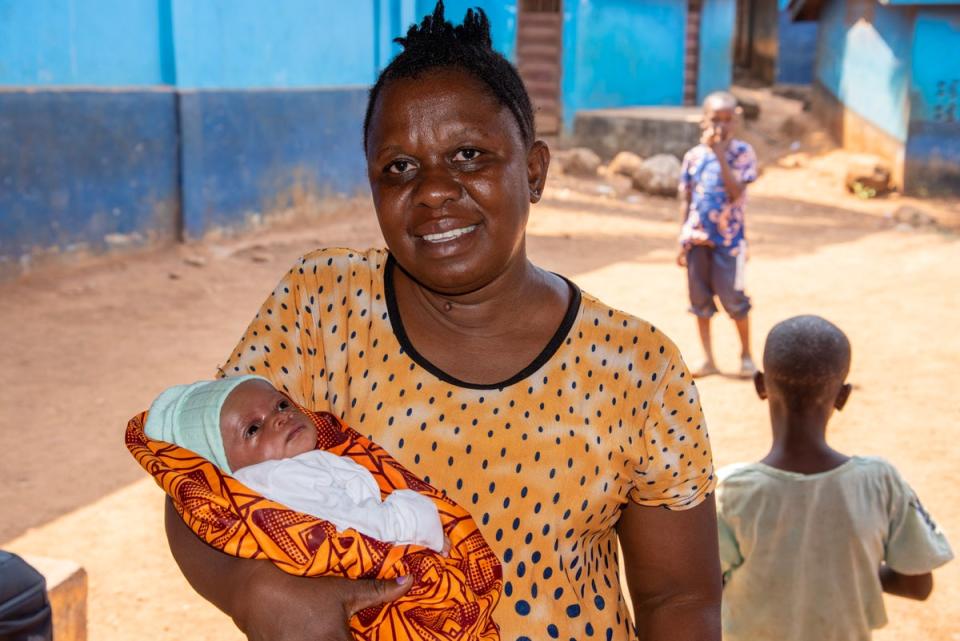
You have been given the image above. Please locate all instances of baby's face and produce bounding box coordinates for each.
[220,379,317,471]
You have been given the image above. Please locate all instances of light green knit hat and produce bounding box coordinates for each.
[143,375,267,473]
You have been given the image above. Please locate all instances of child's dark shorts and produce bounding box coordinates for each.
[686,245,751,319]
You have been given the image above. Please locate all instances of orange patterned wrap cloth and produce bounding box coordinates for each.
[126,407,502,640]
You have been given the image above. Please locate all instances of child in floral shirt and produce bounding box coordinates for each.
[678,91,758,378]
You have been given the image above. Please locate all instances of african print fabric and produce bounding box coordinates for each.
[126,407,502,641]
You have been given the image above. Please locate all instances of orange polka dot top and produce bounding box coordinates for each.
[223,248,715,641]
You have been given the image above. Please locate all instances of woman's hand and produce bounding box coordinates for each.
[235,563,413,641]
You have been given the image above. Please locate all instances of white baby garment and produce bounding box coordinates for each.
[234,450,444,552]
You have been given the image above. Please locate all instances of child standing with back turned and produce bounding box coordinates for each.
[717,315,953,641]
[678,91,757,378]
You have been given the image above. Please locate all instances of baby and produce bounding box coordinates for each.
[144,375,445,553]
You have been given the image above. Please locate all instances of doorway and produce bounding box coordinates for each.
[516,0,563,135]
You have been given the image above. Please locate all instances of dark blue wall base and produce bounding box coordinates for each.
[178,88,369,239]
[0,87,372,274]
[0,89,180,266]
[905,121,960,197]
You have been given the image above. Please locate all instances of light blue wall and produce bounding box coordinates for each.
[562,0,687,128]
[814,0,913,141]
[698,0,736,102]
[908,8,960,125]
[904,7,960,194]
[0,0,174,85]
[171,0,377,89]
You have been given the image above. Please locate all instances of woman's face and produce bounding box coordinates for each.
[365,67,548,295]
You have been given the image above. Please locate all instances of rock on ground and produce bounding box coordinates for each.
[635,154,682,197]
[553,147,601,177]
[606,151,645,182]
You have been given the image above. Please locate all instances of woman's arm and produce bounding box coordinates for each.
[617,496,722,641]
[164,498,412,640]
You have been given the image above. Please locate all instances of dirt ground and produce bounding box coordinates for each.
[2,90,959,640]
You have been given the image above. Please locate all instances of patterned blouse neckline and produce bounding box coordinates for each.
[383,252,583,391]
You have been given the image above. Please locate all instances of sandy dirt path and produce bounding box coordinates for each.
[2,173,958,640]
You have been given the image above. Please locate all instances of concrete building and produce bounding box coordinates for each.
[736,0,819,85]
[0,0,736,274]
[789,0,960,196]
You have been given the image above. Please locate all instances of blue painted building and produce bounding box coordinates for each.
[0,0,736,274]
[736,0,819,84]
[790,0,960,196]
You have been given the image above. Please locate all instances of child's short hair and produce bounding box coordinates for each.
[762,315,851,407]
[703,91,739,113]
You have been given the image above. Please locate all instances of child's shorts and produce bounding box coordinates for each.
[686,245,751,319]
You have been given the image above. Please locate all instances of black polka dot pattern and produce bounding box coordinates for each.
[223,248,715,639]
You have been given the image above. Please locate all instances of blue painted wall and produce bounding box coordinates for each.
[562,0,687,128]
[0,1,381,264]
[814,0,913,141]
[0,0,743,269]
[0,0,174,85]
[0,90,180,264]
[777,7,818,84]
[179,88,370,238]
[698,0,736,102]
[905,7,960,194]
[171,0,377,89]
[745,0,817,85]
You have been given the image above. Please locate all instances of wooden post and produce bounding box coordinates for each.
[685,0,703,106]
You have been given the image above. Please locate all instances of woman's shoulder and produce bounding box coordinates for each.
[576,289,685,361]
[290,247,388,273]
[277,247,389,291]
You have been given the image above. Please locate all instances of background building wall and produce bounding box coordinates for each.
[749,0,780,83]
[169,0,378,239]
[171,0,378,88]
[813,0,913,143]
[0,0,739,273]
[0,89,179,270]
[0,0,180,273]
[698,0,736,103]
[0,0,385,270]
[743,0,816,86]
[0,0,174,86]
[905,7,960,195]
[776,0,818,85]
[562,0,687,129]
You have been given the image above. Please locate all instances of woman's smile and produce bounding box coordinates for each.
[420,224,478,244]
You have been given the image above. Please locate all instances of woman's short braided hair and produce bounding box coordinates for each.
[363,0,536,150]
